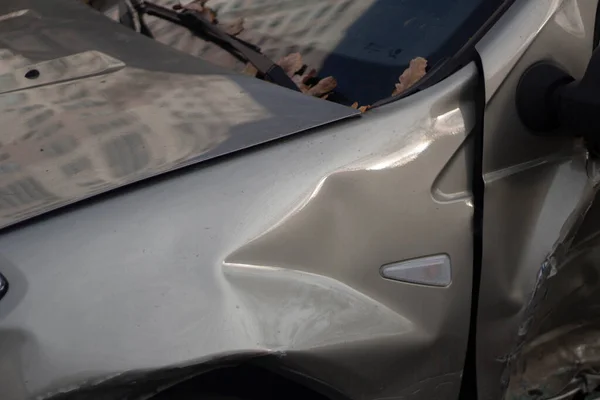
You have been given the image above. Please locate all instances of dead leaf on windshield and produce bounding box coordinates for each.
[200,7,217,23]
[292,68,316,85]
[173,0,205,11]
[392,57,428,96]
[351,102,371,113]
[177,1,243,35]
[292,68,315,92]
[221,17,245,36]
[307,76,337,97]
[242,63,258,77]
[276,53,336,97]
[277,53,304,78]
[175,1,217,23]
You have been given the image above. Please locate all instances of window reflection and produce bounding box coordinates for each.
[103,0,376,72]
[0,50,269,224]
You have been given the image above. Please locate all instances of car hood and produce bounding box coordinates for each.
[0,0,358,230]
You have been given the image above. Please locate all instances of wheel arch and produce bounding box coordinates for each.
[41,352,349,400]
[150,358,351,400]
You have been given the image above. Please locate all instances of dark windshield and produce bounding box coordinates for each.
[315,0,504,104]
[101,0,505,105]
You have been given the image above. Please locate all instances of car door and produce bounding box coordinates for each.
[475,0,600,399]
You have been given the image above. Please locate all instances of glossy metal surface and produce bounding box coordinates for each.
[0,5,479,395]
[476,0,600,398]
[0,1,357,230]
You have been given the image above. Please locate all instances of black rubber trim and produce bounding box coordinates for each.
[458,52,486,400]
[118,0,300,92]
[594,0,600,49]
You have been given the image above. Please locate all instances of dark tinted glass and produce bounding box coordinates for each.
[318,0,505,103]
[101,0,506,104]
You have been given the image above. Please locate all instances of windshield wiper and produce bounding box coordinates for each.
[118,0,300,92]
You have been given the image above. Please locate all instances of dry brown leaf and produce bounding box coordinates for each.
[292,77,308,92]
[392,57,427,96]
[176,1,217,23]
[248,50,338,100]
[294,84,307,93]
[242,63,258,77]
[200,7,217,23]
[174,0,207,11]
[351,102,371,112]
[220,17,244,36]
[277,53,304,78]
[307,76,337,97]
[300,69,317,84]
[292,68,316,93]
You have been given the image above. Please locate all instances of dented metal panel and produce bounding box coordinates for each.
[503,159,600,400]
[508,322,600,399]
[0,1,358,230]
[476,0,600,399]
[0,55,478,400]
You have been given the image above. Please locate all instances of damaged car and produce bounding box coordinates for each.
[2,0,600,400]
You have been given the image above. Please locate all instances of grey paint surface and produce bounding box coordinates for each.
[0,3,479,398]
[476,0,600,398]
[0,65,478,399]
[0,1,358,230]
[8,0,599,399]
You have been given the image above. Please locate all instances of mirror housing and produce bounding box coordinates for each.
[517,47,600,151]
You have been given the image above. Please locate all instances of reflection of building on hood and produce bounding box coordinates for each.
[0,51,268,220]
[105,0,375,72]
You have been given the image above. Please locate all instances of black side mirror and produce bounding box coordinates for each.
[516,47,600,151]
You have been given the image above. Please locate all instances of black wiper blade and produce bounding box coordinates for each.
[120,0,300,92]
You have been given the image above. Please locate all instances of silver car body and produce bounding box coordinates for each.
[0,0,599,399]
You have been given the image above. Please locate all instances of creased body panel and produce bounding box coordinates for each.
[0,0,357,230]
[0,62,477,399]
[475,0,599,398]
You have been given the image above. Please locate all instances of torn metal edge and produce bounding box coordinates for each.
[38,350,281,400]
[498,156,600,398]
